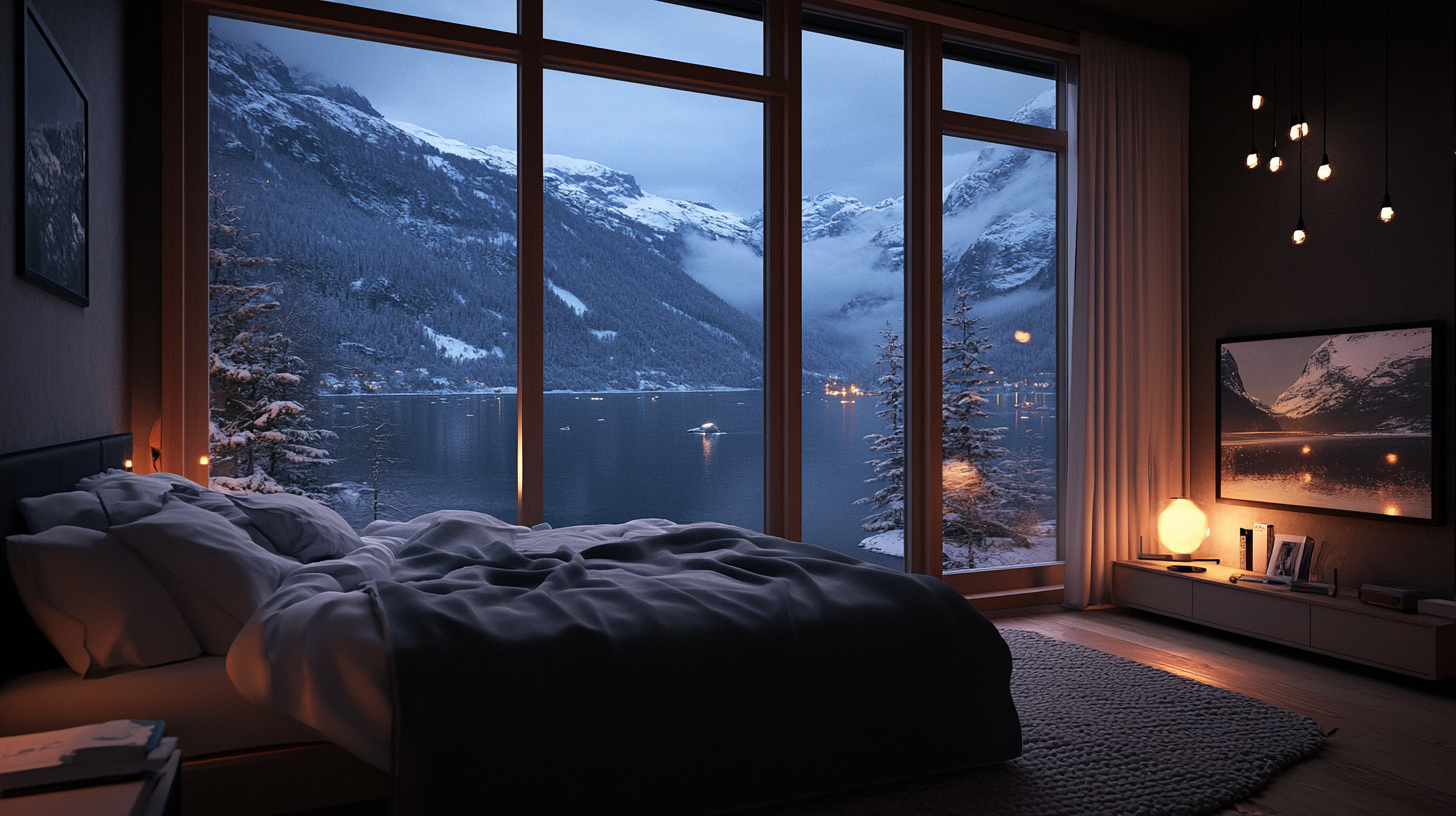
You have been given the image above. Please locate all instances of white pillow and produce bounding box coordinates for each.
[6,526,202,676]
[229,493,364,563]
[17,491,109,532]
[77,470,206,526]
[109,496,298,655]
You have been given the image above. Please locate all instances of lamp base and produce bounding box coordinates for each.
[1137,554,1221,564]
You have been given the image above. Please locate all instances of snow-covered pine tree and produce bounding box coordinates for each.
[940,287,1014,556]
[857,323,906,534]
[208,177,336,494]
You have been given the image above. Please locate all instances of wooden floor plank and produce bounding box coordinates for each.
[985,606,1456,816]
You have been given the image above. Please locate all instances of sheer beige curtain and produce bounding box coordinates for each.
[1065,33,1190,608]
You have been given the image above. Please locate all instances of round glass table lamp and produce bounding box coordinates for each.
[1156,498,1209,561]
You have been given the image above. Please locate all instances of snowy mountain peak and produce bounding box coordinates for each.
[1272,329,1433,422]
[385,121,756,246]
[1012,88,1056,128]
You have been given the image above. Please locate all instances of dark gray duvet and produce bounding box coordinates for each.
[373,522,1020,815]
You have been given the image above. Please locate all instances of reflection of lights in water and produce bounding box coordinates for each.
[701,432,714,469]
[1384,505,1400,515]
[1301,445,1311,455]
[1385,453,1398,464]
[1014,330,1031,343]
[1300,472,1313,483]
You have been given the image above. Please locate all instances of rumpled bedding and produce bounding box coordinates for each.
[228,510,1021,815]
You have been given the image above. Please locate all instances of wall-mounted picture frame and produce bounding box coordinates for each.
[1217,321,1444,524]
[18,1,89,306]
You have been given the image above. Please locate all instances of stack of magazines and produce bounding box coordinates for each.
[0,719,175,797]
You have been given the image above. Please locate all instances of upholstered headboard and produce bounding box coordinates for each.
[0,433,131,682]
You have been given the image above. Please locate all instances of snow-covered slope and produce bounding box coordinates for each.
[1271,329,1433,433]
[389,120,758,246]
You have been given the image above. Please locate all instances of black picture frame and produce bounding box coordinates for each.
[18,1,89,306]
[1217,321,1445,524]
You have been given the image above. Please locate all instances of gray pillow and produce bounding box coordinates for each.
[17,491,109,533]
[229,492,364,563]
[109,496,297,655]
[6,526,202,676]
[166,485,279,554]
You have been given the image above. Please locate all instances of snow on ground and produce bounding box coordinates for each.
[548,280,589,316]
[423,326,502,361]
[860,523,1057,570]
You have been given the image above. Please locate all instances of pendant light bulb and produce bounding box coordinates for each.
[1380,193,1395,222]
[1299,120,1310,138]
[1317,154,1332,180]
[1292,217,1307,245]
[1268,144,1282,172]
[1288,115,1303,141]
[1252,93,1264,110]
[1246,150,1260,169]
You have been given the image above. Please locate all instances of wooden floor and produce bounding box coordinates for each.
[985,605,1456,816]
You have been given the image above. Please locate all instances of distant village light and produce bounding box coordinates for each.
[1014,330,1031,343]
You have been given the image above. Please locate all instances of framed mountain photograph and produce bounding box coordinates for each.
[19,1,89,306]
[1217,322,1443,523]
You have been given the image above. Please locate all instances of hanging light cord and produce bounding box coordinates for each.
[1383,0,1390,197]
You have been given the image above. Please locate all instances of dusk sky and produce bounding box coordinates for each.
[213,1,1049,218]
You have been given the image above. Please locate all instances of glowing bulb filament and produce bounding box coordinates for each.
[1380,206,1394,222]
[1292,228,1306,244]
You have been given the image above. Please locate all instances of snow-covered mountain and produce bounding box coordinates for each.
[207,32,1058,394]
[1271,329,1433,434]
[1219,348,1282,433]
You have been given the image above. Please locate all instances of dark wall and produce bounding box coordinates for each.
[0,0,132,454]
[1188,1,1455,596]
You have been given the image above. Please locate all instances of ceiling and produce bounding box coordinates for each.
[1065,0,1248,34]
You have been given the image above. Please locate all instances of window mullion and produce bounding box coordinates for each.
[904,20,942,577]
[517,0,544,526]
[762,0,802,540]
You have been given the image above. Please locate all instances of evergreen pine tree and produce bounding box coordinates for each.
[857,323,906,534]
[208,177,336,494]
[940,288,1014,556]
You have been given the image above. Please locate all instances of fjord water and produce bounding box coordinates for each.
[322,391,903,568]
[320,391,1055,571]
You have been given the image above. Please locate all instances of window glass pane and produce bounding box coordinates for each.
[320,0,515,32]
[943,44,1056,128]
[208,19,518,524]
[800,27,904,571]
[545,0,763,74]
[940,134,1058,573]
[542,71,764,527]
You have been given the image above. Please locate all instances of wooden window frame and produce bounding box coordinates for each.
[160,0,1075,607]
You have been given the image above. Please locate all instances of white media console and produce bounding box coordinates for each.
[1112,559,1456,680]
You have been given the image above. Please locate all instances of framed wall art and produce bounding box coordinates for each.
[19,1,89,306]
[1217,321,1444,523]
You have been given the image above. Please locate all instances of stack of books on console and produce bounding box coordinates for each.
[0,719,175,798]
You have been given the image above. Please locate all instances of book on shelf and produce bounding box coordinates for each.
[0,720,172,794]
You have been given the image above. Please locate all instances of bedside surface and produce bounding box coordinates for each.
[0,750,179,816]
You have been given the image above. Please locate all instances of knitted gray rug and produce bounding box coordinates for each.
[758,629,1326,816]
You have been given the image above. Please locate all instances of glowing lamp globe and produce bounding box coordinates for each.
[1156,498,1209,561]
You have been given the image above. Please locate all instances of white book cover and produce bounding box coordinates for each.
[0,721,170,792]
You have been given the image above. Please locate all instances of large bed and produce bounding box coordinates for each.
[1,434,1021,815]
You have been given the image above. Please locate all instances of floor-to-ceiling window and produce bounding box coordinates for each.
[179,0,1073,602]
